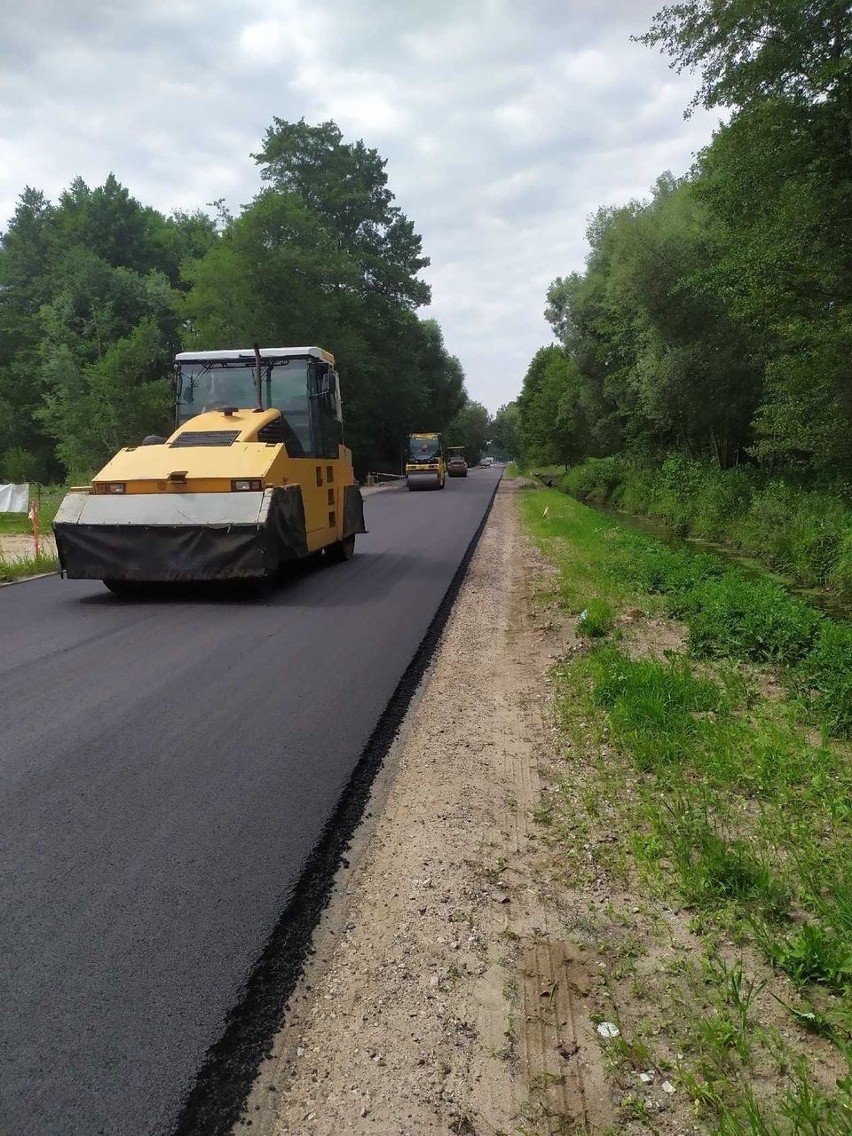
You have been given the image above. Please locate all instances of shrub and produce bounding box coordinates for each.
[561,456,625,503]
[733,482,849,586]
[827,529,852,599]
[682,574,824,665]
[648,454,705,534]
[0,447,40,484]
[615,467,655,514]
[689,466,755,541]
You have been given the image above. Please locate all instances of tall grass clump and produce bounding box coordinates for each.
[585,645,725,771]
[0,551,59,582]
[577,598,614,638]
[730,480,851,588]
[612,535,724,595]
[827,530,852,596]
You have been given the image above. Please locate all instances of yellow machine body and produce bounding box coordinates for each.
[405,432,446,491]
[53,347,367,588]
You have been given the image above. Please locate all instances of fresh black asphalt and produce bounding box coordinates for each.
[0,469,501,1136]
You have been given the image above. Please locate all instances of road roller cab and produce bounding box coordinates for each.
[405,432,446,491]
[53,346,367,591]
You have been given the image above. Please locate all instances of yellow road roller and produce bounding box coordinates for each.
[446,446,468,478]
[53,346,366,593]
[405,433,446,491]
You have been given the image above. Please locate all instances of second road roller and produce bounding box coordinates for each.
[405,432,446,490]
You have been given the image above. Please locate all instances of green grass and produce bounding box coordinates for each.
[577,598,615,638]
[678,573,824,665]
[519,485,852,1134]
[526,488,852,739]
[0,551,59,582]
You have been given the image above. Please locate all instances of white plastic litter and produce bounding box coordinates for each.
[596,1021,620,1038]
[0,484,28,513]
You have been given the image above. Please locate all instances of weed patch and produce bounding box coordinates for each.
[577,598,614,638]
[679,574,824,666]
[0,552,59,582]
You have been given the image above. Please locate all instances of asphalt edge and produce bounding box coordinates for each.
[173,473,504,1136]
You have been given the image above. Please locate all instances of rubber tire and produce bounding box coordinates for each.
[326,534,356,563]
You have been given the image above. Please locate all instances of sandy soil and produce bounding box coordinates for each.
[0,533,56,562]
[236,479,614,1136]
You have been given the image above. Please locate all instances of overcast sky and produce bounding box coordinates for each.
[0,0,723,411]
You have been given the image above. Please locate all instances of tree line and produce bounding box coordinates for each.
[517,0,852,480]
[0,119,494,483]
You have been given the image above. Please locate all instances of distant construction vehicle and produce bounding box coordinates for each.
[53,346,366,593]
[446,446,468,478]
[405,432,446,491]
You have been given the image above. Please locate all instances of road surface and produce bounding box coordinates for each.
[0,469,500,1136]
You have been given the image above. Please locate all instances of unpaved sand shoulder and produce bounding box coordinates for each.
[239,481,613,1136]
[0,533,56,562]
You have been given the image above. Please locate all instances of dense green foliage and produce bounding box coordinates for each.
[444,399,489,467]
[487,401,519,459]
[557,454,852,600]
[0,177,214,481]
[518,1,851,526]
[0,120,474,482]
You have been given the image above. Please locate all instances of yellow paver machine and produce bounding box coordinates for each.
[405,433,446,491]
[53,346,366,593]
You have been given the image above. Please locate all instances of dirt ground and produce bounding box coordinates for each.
[0,532,56,562]
[237,478,615,1136]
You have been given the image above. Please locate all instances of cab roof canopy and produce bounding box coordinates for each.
[174,346,335,365]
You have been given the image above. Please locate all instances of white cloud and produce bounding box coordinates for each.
[0,0,721,412]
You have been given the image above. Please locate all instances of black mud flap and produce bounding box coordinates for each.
[342,484,368,540]
[54,486,309,582]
